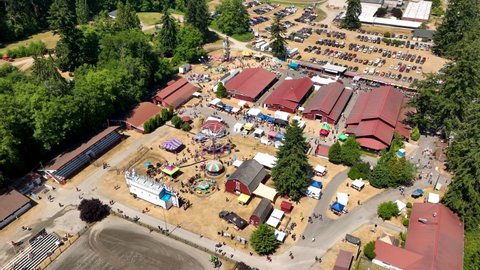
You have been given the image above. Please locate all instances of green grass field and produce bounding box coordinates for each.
[0,31,59,55]
[137,12,163,25]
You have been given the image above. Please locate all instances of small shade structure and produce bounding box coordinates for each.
[206,160,224,175]
[193,133,207,142]
[242,51,252,57]
[238,193,251,205]
[275,230,287,242]
[254,152,277,169]
[145,161,152,167]
[238,100,247,107]
[275,132,285,140]
[253,183,277,202]
[254,128,264,138]
[306,180,322,199]
[224,105,233,112]
[412,188,424,198]
[320,124,331,136]
[181,116,192,122]
[247,108,262,117]
[163,138,183,152]
[233,123,244,133]
[428,193,440,203]
[351,179,365,191]
[232,160,243,167]
[244,123,254,131]
[397,148,406,157]
[395,200,407,213]
[271,209,284,220]
[162,165,180,176]
[268,130,277,138]
[280,201,293,213]
[266,216,281,228]
[331,202,345,213]
[288,61,300,70]
[339,134,349,141]
[337,192,349,206]
[314,165,327,176]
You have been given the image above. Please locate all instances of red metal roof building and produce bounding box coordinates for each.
[345,86,410,151]
[224,68,277,102]
[303,81,353,123]
[263,78,313,113]
[153,78,199,109]
[125,102,162,134]
[373,203,464,270]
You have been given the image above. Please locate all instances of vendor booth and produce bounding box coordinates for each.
[320,124,331,136]
[254,128,264,138]
[247,108,262,117]
[331,202,345,215]
[337,192,349,206]
[351,179,365,191]
[233,123,243,133]
[306,180,323,200]
[395,200,406,213]
[162,138,183,152]
[314,165,327,176]
[260,136,271,145]
[254,152,277,169]
[274,111,290,126]
[428,193,440,203]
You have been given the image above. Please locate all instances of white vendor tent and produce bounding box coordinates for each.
[192,92,201,97]
[209,98,222,106]
[395,200,407,213]
[266,216,281,228]
[311,76,337,85]
[337,192,349,206]
[306,185,322,200]
[206,116,222,122]
[271,209,284,220]
[275,230,286,242]
[233,123,243,133]
[254,152,277,169]
[314,165,327,175]
[238,100,247,107]
[428,193,440,203]
[254,128,264,137]
[247,108,262,117]
[253,183,277,202]
[231,107,241,113]
[274,110,290,122]
[232,160,243,167]
[351,179,365,191]
[260,136,271,145]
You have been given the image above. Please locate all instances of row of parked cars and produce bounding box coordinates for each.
[273,6,297,17]
[253,4,278,15]
[316,39,345,48]
[347,43,428,65]
[357,35,381,44]
[294,3,318,23]
[317,29,347,39]
[288,27,314,43]
[354,57,386,68]
[244,0,261,9]
[389,62,423,74]
[363,68,417,83]
[250,16,269,26]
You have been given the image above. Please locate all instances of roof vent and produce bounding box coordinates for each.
[418,218,428,224]
[433,212,437,217]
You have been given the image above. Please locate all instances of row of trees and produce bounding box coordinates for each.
[328,136,361,166]
[414,1,480,267]
[0,1,174,187]
[213,0,250,36]
[271,121,312,201]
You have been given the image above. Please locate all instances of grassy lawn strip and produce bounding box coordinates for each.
[137,12,163,25]
[209,22,254,42]
[0,31,59,55]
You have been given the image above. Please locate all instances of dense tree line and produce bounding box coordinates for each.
[413,2,480,268]
[213,0,250,36]
[0,4,173,188]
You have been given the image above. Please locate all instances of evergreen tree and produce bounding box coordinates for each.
[328,142,343,164]
[116,1,141,31]
[185,0,209,38]
[270,15,287,60]
[215,82,228,98]
[76,0,89,24]
[271,120,312,201]
[250,224,278,255]
[215,0,250,35]
[157,9,178,56]
[341,0,362,29]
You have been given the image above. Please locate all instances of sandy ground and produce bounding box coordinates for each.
[48,216,216,270]
[85,124,345,255]
[320,223,400,269]
[326,180,383,220]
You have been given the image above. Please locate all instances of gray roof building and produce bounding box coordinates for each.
[226,160,267,195]
[249,198,273,226]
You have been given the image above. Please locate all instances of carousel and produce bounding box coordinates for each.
[204,160,225,176]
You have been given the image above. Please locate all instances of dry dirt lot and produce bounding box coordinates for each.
[93,125,344,255]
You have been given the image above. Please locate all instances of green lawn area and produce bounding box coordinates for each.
[209,21,254,42]
[0,31,59,54]
[137,12,163,25]
[356,257,386,270]
[361,150,380,158]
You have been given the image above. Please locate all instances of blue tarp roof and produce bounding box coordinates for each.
[265,116,274,122]
[310,180,322,189]
[257,113,266,120]
[412,188,424,196]
[331,202,345,212]
[224,105,233,112]
[288,62,299,69]
[275,133,285,139]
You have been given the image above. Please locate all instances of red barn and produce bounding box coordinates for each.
[345,86,410,151]
[225,160,267,196]
[249,198,273,226]
[263,77,313,113]
[373,203,464,270]
[153,78,199,109]
[303,81,352,123]
[225,68,277,102]
[125,102,162,134]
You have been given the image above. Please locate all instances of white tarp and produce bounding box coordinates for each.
[275,230,286,242]
[323,63,347,74]
[337,192,349,206]
[395,200,407,213]
[232,160,243,167]
[428,193,440,203]
[206,116,222,122]
[233,123,243,133]
[311,76,337,85]
[297,121,306,129]
[209,98,222,106]
[247,108,262,117]
[192,92,201,97]
[271,209,284,220]
[274,110,290,121]
[253,183,277,202]
[238,100,247,107]
[306,185,321,200]
[254,152,277,169]
[351,179,365,190]
[314,165,326,174]
[260,136,271,145]
[231,107,240,113]
[254,128,264,136]
[266,216,280,228]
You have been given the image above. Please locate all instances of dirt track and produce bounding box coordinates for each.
[48,217,211,270]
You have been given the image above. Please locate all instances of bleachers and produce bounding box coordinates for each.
[2,233,60,270]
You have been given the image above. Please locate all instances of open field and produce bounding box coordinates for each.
[137,12,163,25]
[48,217,216,270]
[0,31,59,55]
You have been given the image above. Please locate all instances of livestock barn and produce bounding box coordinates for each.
[249,198,273,226]
[225,160,267,196]
[303,81,352,124]
[225,68,277,101]
[153,78,199,109]
[263,77,313,113]
[125,102,162,134]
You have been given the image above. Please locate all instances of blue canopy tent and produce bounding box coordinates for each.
[310,180,323,189]
[288,61,300,70]
[223,105,233,112]
[265,116,274,123]
[275,133,285,140]
[411,188,424,198]
[331,202,345,213]
[257,113,266,120]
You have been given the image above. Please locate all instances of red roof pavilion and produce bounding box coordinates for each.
[225,68,277,101]
[263,77,313,113]
[345,86,410,151]
[125,102,162,133]
[153,78,199,108]
[303,81,352,124]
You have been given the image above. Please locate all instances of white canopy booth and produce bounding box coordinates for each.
[351,179,365,191]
